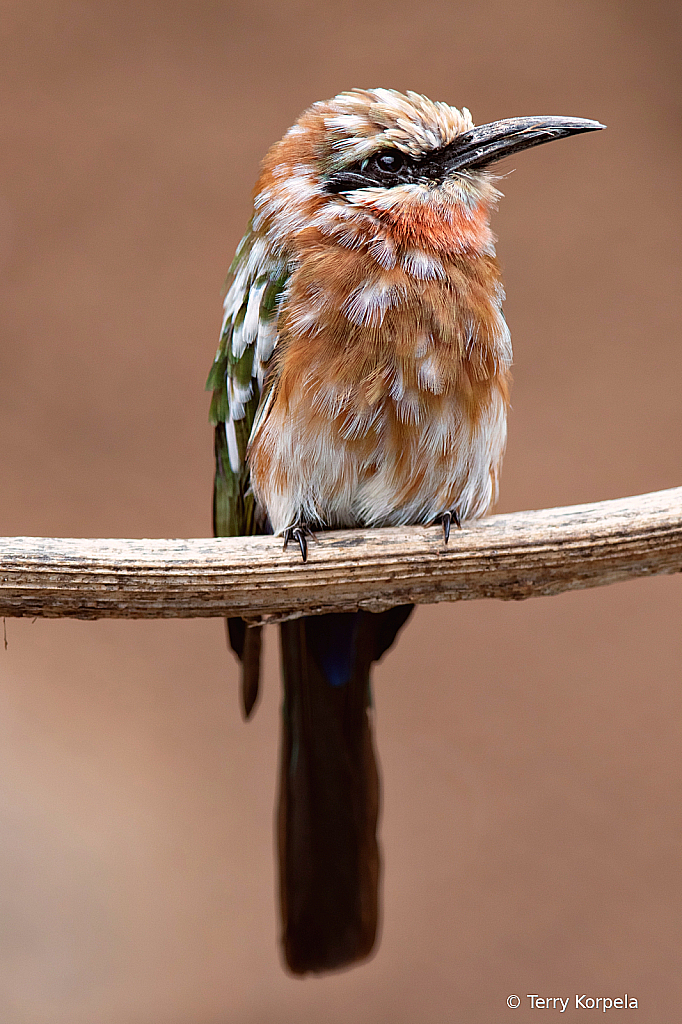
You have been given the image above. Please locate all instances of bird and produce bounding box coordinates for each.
[207,88,603,975]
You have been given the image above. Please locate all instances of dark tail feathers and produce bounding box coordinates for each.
[227,617,261,719]
[278,605,413,974]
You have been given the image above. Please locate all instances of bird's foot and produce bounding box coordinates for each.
[440,509,462,545]
[283,521,315,563]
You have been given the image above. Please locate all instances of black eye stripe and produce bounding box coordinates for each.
[326,147,418,193]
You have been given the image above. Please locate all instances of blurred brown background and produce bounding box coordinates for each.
[1,1,681,1021]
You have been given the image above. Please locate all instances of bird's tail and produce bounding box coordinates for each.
[226,617,261,719]
[278,605,413,975]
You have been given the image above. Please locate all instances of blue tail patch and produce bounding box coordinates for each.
[306,612,361,688]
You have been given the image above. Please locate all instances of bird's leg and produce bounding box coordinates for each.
[283,521,315,563]
[441,508,462,545]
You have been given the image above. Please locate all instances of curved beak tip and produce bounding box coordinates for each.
[570,118,606,131]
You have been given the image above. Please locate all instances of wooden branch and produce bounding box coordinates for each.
[0,487,681,621]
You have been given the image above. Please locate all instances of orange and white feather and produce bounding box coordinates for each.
[210,88,512,537]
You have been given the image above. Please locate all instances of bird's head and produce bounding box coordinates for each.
[251,88,603,262]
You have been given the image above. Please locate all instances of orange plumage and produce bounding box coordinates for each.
[243,93,513,535]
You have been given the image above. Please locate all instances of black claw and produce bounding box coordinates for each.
[441,510,462,545]
[283,523,313,563]
[442,511,451,545]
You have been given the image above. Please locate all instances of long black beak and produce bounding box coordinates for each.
[427,116,605,176]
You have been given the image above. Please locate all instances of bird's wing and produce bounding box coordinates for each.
[208,226,289,537]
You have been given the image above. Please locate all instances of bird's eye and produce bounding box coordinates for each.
[372,150,405,174]
[327,148,409,194]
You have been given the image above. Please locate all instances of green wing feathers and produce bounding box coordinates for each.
[208,229,288,538]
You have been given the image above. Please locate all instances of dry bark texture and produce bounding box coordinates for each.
[0,487,680,621]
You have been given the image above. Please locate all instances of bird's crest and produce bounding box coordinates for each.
[320,88,474,168]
